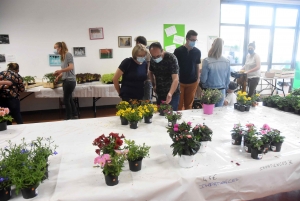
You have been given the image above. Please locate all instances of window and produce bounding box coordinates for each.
[275,8,298,27]
[249,6,273,26]
[272,28,295,63]
[221,4,246,24]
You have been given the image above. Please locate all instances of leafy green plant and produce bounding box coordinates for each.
[124,139,150,161]
[262,96,271,104]
[43,73,56,83]
[158,101,172,111]
[231,123,244,139]
[271,130,285,143]
[276,97,289,108]
[102,73,122,84]
[292,97,300,110]
[244,123,257,144]
[250,135,264,150]
[200,89,222,104]
[165,111,182,121]
[23,76,36,84]
[291,88,300,96]
[95,154,126,176]
[0,107,13,123]
[192,123,213,141]
[270,95,281,105]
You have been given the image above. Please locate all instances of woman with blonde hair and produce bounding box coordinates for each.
[53,41,78,120]
[113,44,148,101]
[200,38,231,107]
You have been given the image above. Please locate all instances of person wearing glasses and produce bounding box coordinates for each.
[241,41,261,97]
[149,42,180,110]
[174,30,201,110]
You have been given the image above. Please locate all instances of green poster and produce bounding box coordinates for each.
[163,24,185,53]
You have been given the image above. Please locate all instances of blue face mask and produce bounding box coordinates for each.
[189,41,196,48]
[136,57,145,63]
[248,49,254,55]
[53,49,59,54]
[153,57,162,63]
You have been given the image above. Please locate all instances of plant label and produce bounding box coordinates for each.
[232,139,235,144]
[244,146,248,152]
[271,146,276,151]
[149,119,152,123]
[168,122,172,126]
[257,154,263,160]
[35,188,38,195]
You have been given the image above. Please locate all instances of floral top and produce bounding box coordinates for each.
[0,70,25,99]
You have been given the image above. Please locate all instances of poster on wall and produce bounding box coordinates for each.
[89,28,104,40]
[207,36,218,52]
[73,47,86,57]
[163,24,185,53]
[0,35,10,44]
[118,36,132,48]
[49,54,61,66]
[100,49,113,59]
[147,40,158,49]
[0,54,6,62]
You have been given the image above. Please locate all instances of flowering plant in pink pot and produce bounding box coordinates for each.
[0,107,13,131]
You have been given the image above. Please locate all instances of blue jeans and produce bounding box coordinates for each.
[215,89,225,107]
[157,93,180,111]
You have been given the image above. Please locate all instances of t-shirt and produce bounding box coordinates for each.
[174,46,201,84]
[61,52,76,81]
[244,53,261,78]
[0,70,25,99]
[149,52,180,98]
[225,93,236,106]
[119,58,147,100]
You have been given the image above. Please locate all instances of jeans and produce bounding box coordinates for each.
[178,81,198,110]
[0,98,23,124]
[248,77,260,97]
[157,93,180,111]
[215,89,225,107]
[63,80,77,119]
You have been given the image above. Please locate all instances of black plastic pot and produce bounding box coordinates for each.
[159,110,165,116]
[263,143,270,153]
[245,105,250,112]
[21,185,39,199]
[168,120,177,127]
[234,103,239,110]
[239,105,245,112]
[267,102,273,107]
[144,116,152,124]
[244,142,252,153]
[104,174,119,186]
[271,103,277,108]
[251,148,263,160]
[128,158,143,172]
[263,101,267,106]
[284,107,289,112]
[294,109,299,114]
[0,121,7,131]
[271,142,283,152]
[120,116,128,125]
[129,122,138,129]
[0,186,11,201]
[232,135,242,145]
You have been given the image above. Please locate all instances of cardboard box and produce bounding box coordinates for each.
[270,69,295,78]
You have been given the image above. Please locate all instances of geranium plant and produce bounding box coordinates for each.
[244,123,257,144]
[124,139,150,161]
[270,130,285,143]
[93,133,125,156]
[231,123,244,139]
[192,123,213,141]
[167,121,192,140]
[200,89,222,104]
[165,111,182,122]
[250,134,264,150]
[0,107,13,123]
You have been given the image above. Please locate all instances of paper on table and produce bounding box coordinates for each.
[6,55,16,62]
[165,44,176,53]
[165,25,177,37]
[173,35,185,45]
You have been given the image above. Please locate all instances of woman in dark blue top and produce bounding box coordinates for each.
[113,44,148,101]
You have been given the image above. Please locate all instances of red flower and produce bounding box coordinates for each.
[120,134,125,138]
[95,149,100,155]
[114,145,119,149]
[116,139,123,146]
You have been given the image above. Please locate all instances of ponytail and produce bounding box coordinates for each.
[55,41,69,61]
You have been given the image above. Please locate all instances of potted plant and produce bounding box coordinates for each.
[231,123,244,146]
[199,89,222,114]
[269,95,281,108]
[251,93,260,107]
[276,97,286,110]
[167,121,192,141]
[236,91,249,111]
[168,122,200,168]
[292,97,300,114]
[269,129,285,152]
[165,111,182,126]
[93,133,125,156]
[116,101,130,125]
[0,160,12,201]
[262,96,271,106]
[42,73,56,88]
[250,135,264,160]
[192,123,213,153]
[102,73,122,84]
[94,153,126,186]
[140,102,157,123]
[124,139,150,172]
[0,108,13,131]
[260,124,272,153]
[158,101,172,116]
[123,107,144,129]
[243,123,257,153]
[23,76,36,89]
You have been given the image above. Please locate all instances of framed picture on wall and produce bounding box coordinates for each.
[0,54,6,62]
[49,54,61,66]
[100,49,113,59]
[0,35,10,44]
[89,27,104,40]
[146,40,158,49]
[118,36,132,48]
[73,47,86,57]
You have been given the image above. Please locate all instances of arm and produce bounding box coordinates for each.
[55,73,63,83]
[166,74,179,104]
[196,64,200,82]
[200,59,208,84]
[113,68,123,96]
[149,71,156,92]
[245,55,261,74]
[0,81,13,86]
[18,77,25,92]
[226,63,231,89]
[54,63,74,76]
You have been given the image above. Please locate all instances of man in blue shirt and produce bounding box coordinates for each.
[174,30,201,110]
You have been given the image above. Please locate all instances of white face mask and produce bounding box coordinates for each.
[153,57,162,63]
[136,57,145,63]
[53,49,59,54]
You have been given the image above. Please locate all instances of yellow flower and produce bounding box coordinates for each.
[256,93,260,97]
[247,97,251,100]
[131,109,135,113]
[237,91,241,95]
[242,92,247,95]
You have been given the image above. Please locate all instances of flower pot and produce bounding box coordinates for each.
[159,110,165,116]
[244,142,252,153]
[104,174,119,186]
[0,121,7,131]
[129,122,138,129]
[267,102,273,107]
[263,143,270,153]
[271,142,283,152]
[239,105,245,112]
[203,104,214,115]
[0,186,11,201]
[120,116,128,125]
[271,103,277,108]
[245,105,250,111]
[284,107,289,112]
[144,116,152,124]
[263,101,267,106]
[251,148,263,160]
[128,158,143,172]
[178,154,194,168]
[199,141,208,153]
[21,185,39,199]
[232,135,242,145]
[234,103,239,110]
[294,109,299,114]
[168,120,177,127]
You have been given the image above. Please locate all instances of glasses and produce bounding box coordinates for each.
[188,39,198,42]
[151,55,162,59]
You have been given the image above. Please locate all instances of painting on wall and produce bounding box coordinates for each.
[118,36,132,48]
[49,54,61,66]
[0,35,10,44]
[100,49,113,59]
[0,54,6,62]
[89,28,104,40]
[73,47,86,57]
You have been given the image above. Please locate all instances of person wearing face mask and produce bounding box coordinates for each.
[149,42,180,111]
[174,30,201,110]
[113,44,148,101]
[241,42,261,97]
[53,41,78,120]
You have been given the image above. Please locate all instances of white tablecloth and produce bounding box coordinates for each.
[1,106,299,201]
[26,82,119,98]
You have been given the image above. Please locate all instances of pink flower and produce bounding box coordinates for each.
[261,130,267,135]
[114,150,122,155]
[123,149,129,154]
[233,124,237,128]
[97,154,111,167]
[0,111,4,117]
[187,122,192,126]
[174,124,179,128]
[94,156,102,165]
[173,127,179,132]
[180,135,183,139]
[262,124,271,131]
[186,135,192,138]
[193,126,199,130]
[3,108,9,114]
[161,100,165,103]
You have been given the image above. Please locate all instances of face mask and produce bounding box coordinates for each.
[153,57,163,63]
[54,49,59,54]
[189,41,196,47]
[248,49,254,55]
[136,57,145,63]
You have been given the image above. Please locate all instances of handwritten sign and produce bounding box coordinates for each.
[199,178,239,189]
[260,160,293,171]
[202,174,217,182]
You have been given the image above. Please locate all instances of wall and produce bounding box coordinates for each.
[0,0,221,111]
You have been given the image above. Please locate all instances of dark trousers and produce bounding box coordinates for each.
[248,77,260,97]
[0,98,23,124]
[63,80,77,119]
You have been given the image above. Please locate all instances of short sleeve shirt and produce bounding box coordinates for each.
[0,70,25,99]
[149,52,180,98]
[62,52,76,81]
[244,53,261,78]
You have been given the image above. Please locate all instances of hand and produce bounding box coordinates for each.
[224,101,228,106]
[166,93,172,104]
[5,81,13,86]
[54,70,62,76]
[54,77,59,84]
[244,71,249,74]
